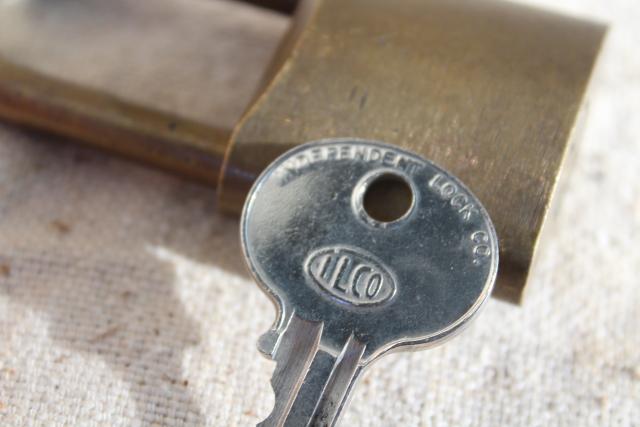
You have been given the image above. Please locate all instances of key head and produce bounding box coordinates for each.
[241,139,498,362]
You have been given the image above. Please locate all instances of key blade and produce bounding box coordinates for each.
[282,334,365,427]
[258,313,367,427]
[258,314,323,427]
[308,335,365,426]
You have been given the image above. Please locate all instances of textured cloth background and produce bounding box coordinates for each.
[0,0,638,426]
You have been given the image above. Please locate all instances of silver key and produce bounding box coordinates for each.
[241,139,498,426]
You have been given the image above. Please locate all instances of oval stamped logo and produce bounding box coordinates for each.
[305,246,396,306]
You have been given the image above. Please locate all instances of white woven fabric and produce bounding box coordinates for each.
[0,0,638,426]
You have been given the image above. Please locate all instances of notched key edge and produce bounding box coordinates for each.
[258,314,323,427]
[257,329,280,358]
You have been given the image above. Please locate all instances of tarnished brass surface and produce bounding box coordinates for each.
[219,0,606,302]
[0,0,605,303]
[0,58,228,186]
[0,0,288,184]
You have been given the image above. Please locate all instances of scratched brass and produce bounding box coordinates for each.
[0,58,229,186]
[219,0,606,302]
[0,0,287,185]
[0,0,605,303]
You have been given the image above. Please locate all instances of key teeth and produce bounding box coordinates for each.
[257,331,297,426]
[256,351,290,426]
[256,316,324,427]
[256,329,292,425]
[257,329,279,359]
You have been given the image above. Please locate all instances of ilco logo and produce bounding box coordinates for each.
[305,246,396,306]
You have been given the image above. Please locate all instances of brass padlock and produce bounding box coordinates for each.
[0,0,606,303]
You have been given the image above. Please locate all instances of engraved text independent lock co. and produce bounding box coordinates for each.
[241,139,498,426]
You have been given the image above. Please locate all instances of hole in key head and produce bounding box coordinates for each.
[362,173,414,223]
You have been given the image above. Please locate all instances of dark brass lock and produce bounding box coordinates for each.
[0,0,606,303]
